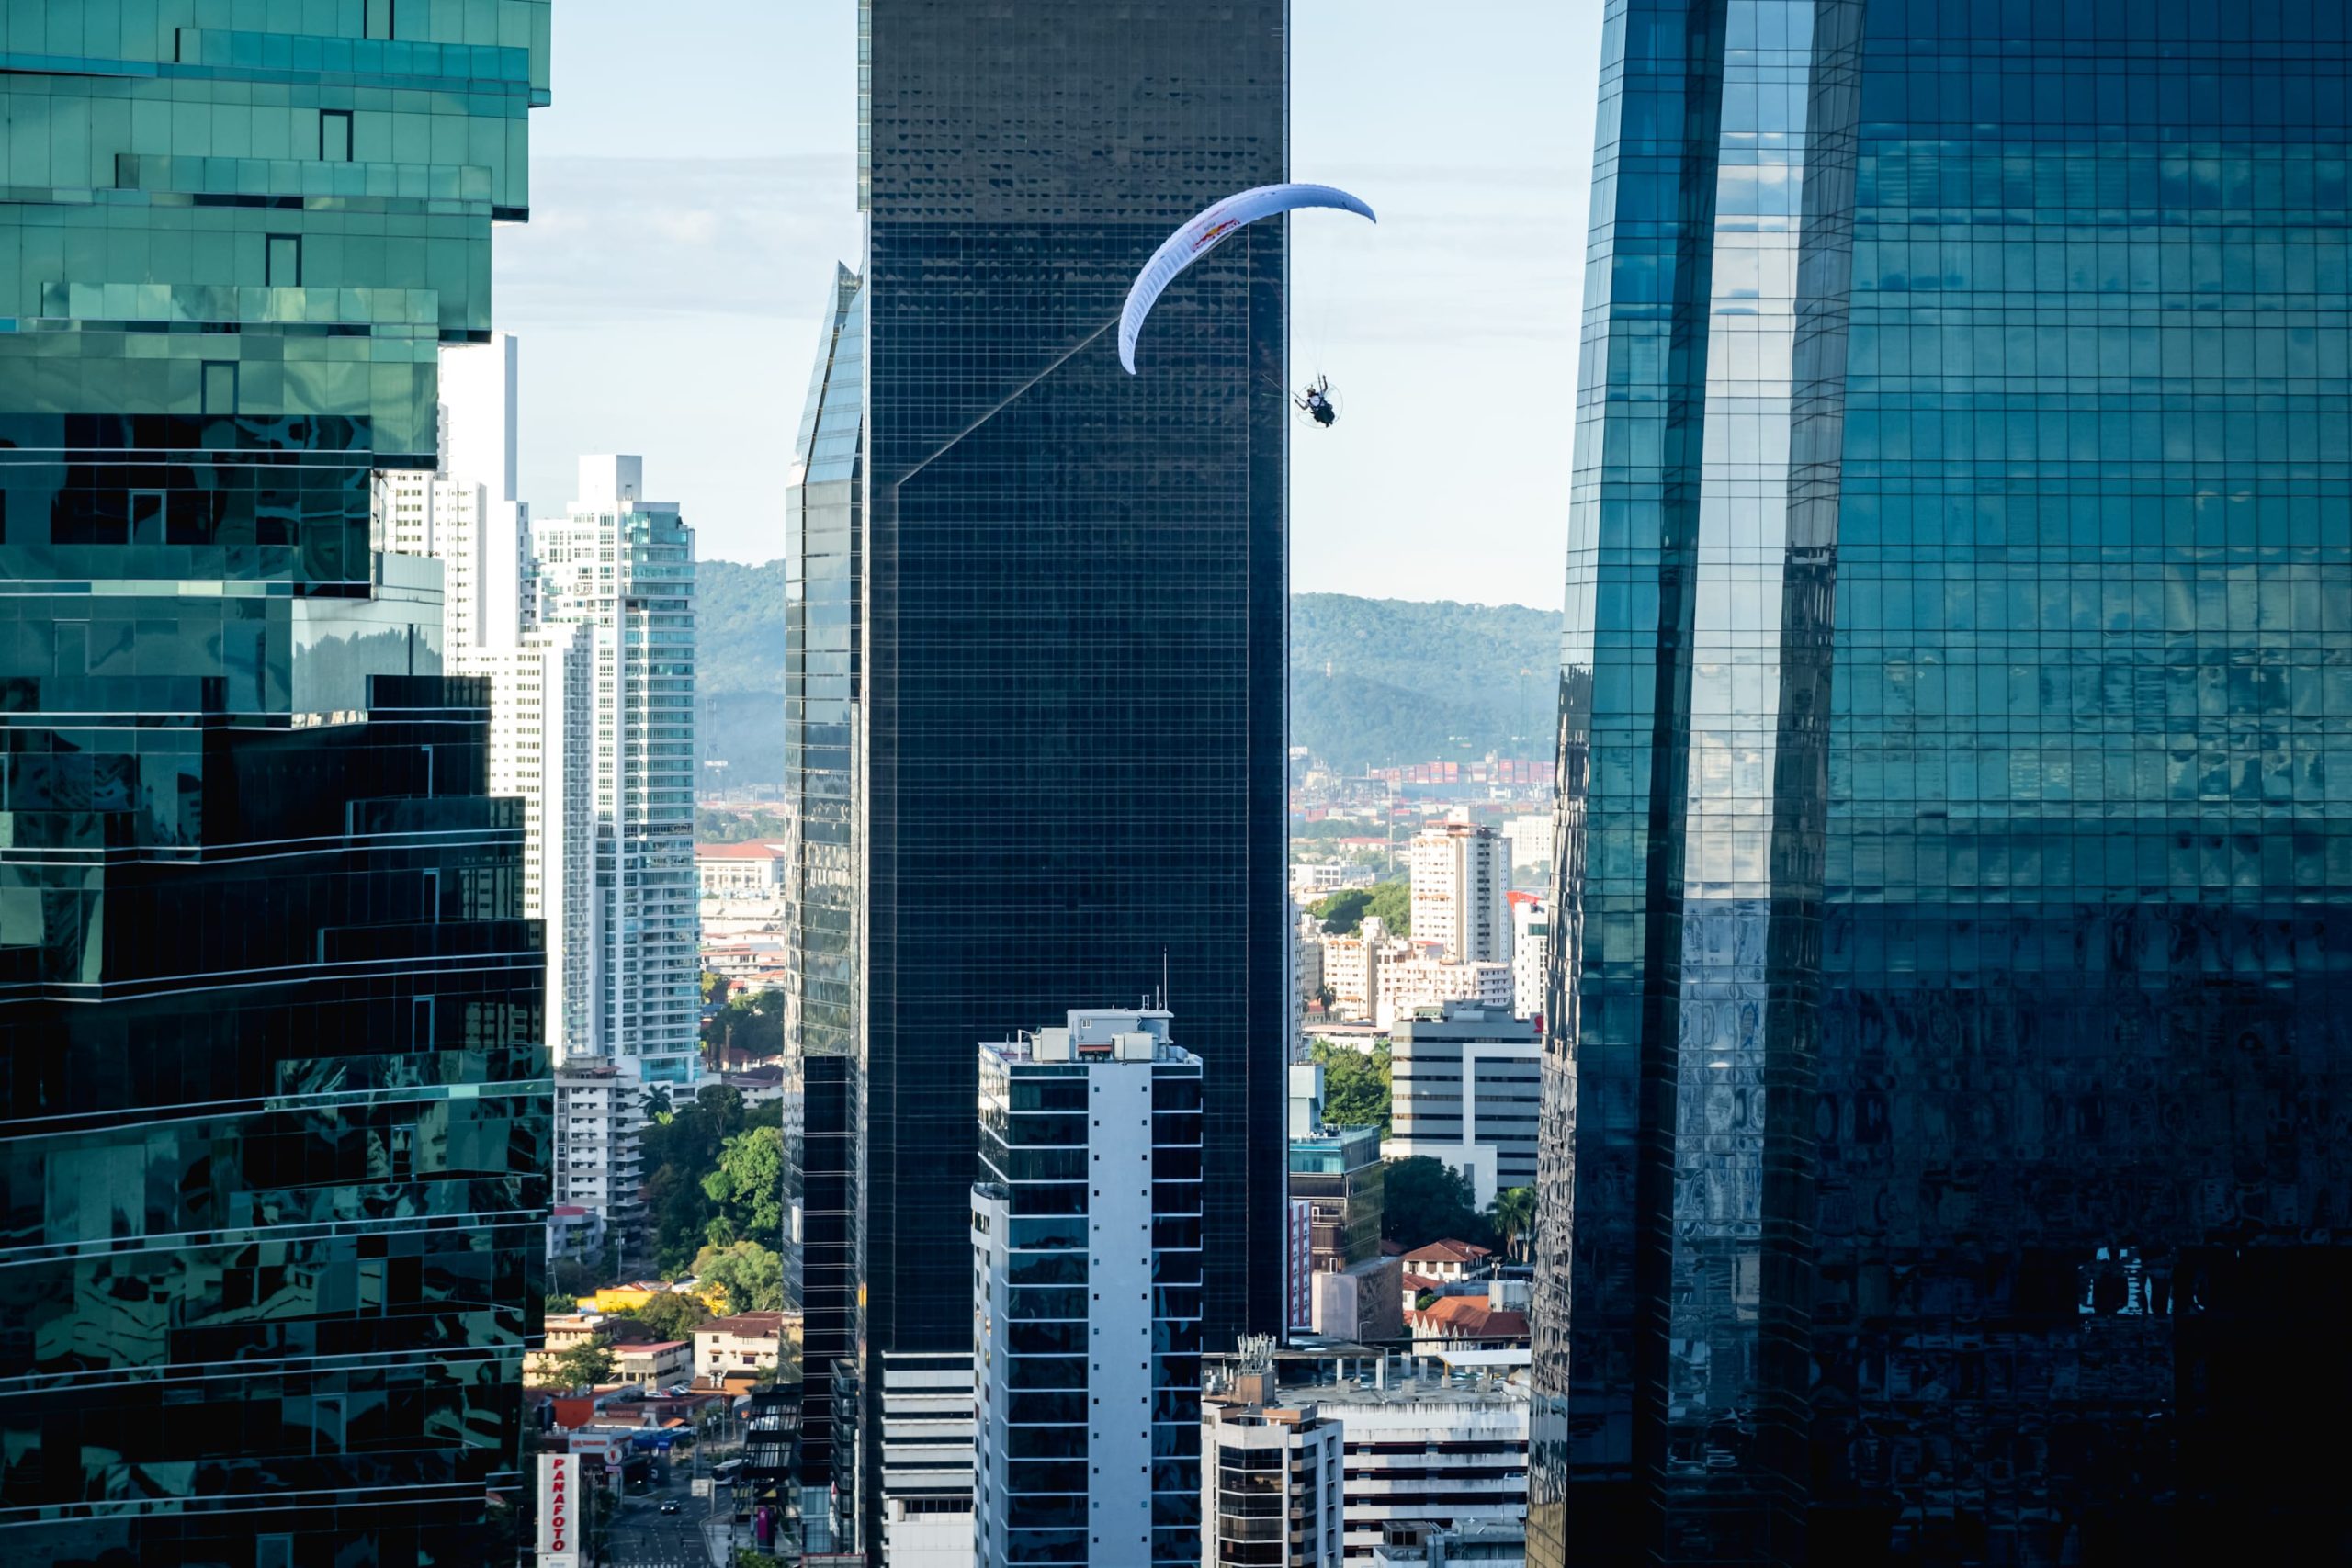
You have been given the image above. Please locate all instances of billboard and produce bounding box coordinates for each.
[537,1451,581,1567]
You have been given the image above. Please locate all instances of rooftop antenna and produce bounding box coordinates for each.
[1160,950,1170,1014]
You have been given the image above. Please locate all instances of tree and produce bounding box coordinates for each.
[532,1335,616,1392]
[1382,1156,1481,1249]
[640,1085,768,1275]
[1487,1185,1537,1263]
[692,1239,785,1313]
[1312,886,1374,935]
[702,1123,785,1247]
[1309,1039,1392,1134]
[609,1291,708,1343]
[703,987,785,1058]
[1365,879,1411,935]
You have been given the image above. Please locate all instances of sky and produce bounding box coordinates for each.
[494,2,1600,610]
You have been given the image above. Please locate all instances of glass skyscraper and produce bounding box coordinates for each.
[0,6,549,1562]
[836,0,1291,1550]
[1537,1,2352,1562]
[784,263,865,1508]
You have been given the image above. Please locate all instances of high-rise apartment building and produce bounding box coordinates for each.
[970,1010,1204,1568]
[536,456,699,1086]
[853,4,1289,1548]
[1409,818,1510,964]
[0,7,550,1561]
[1537,3,2352,1560]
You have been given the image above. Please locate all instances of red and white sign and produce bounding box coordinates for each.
[537,1452,581,1567]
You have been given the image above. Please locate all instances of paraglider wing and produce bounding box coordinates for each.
[1119,182,1375,375]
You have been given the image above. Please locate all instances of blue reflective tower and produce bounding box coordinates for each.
[1536,2,2352,1561]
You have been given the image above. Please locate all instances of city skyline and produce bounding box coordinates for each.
[490,0,1598,609]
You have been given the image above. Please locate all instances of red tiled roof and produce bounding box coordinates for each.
[1400,1271,1442,1292]
[1402,1238,1492,1265]
[1413,1296,1530,1339]
[695,1312,787,1337]
[696,840,786,860]
[616,1339,689,1355]
[1507,889,1542,908]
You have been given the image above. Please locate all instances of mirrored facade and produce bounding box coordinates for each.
[857,0,1289,1547]
[785,264,866,1503]
[0,5,549,1562]
[1538,0,2352,1561]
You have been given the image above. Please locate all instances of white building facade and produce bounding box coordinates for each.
[535,456,702,1086]
[1383,1005,1542,1207]
[1204,1359,1344,1568]
[1510,897,1548,1022]
[972,1010,1204,1568]
[1374,953,1513,1031]
[1408,817,1510,964]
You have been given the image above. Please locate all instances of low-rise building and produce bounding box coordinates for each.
[1204,1346,1345,1568]
[615,1338,692,1390]
[1319,915,1402,1020]
[1398,1239,1493,1283]
[1408,1285,1532,1353]
[694,1310,789,1386]
[696,839,788,902]
[1383,1004,1542,1206]
[1310,1255,1405,1343]
[1374,952,1513,1031]
[1279,1359,1530,1562]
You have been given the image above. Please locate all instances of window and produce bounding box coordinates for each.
[321,109,352,162]
[365,0,396,39]
[266,233,300,287]
[130,490,164,546]
[53,622,87,676]
[201,361,237,416]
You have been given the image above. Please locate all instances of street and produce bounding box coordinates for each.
[600,1465,714,1568]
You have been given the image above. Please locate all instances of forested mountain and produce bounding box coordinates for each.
[694,561,1558,784]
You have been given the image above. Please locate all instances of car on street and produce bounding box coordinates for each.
[659,1502,681,1515]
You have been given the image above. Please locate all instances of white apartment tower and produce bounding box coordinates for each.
[1203,1348,1345,1568]
[972,1010,1204,1568]
[1408,816,1510,964]
[534,456,701,1087]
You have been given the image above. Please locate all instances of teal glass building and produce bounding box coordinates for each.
[0,5,550,1562]
[1537,1,2352,1562]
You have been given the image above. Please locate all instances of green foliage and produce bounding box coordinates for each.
[693,568,1562,784]
[1312,880,1410,937]
[1382,1156,1487,1250]
[1290,592,1560,771]
[1309,1039,1392,1134]
[692,1240,785,1313]
[701,1124,786,1247]
[1487,1185,1538,1263]
[607,1292,707,1343]
[704,987,785,1057]
[641,1086,782,1276]
[533,1334,616,1392]
[697,803,790,841]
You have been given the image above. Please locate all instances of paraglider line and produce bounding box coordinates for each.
[895,315,1118,489]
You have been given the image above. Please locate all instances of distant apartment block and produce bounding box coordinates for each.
[699,839,789,902]
[536,456,701,1085]
[1409,816,1510,963]
[1498,814,1555,877]
[1385,1006,1540,1207]
[1291,860,1376,903]
[1375,953,1513,1031]
[555,1064,647,1243]
[1508,897,1547,1021]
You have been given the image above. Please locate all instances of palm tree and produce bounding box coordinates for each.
[1487,1186,1537,1264]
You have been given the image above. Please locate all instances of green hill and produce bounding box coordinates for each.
[693,561,1558,784]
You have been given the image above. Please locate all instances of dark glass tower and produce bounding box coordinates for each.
[852,0,1289,1548]
[0,7,550,1562]
[784,264,866,1503]
[1537,2,2352,1562]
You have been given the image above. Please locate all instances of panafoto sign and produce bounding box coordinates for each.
[537,1451,581,1567]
